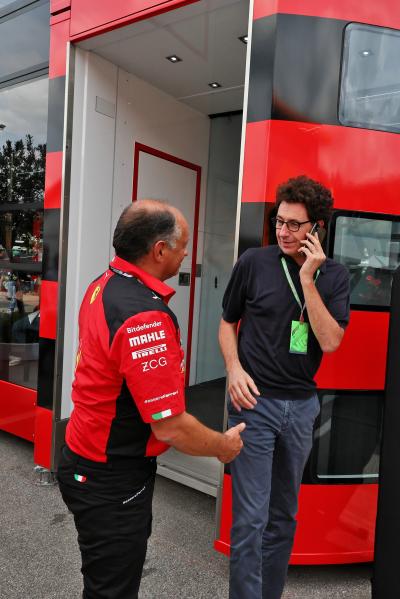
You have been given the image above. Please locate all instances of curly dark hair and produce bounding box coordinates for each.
[275,175,333,226]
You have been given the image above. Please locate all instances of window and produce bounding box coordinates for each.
[314,391,383,483]
[0,76,48,390]
[340,23,400,133]
[0,0,24,11]
[332,212,400,309]
[0,0,49,86]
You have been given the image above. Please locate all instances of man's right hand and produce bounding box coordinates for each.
[217,422,246,463]
[227,363,260,411]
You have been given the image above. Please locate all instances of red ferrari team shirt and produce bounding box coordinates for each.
[66,256,186,462]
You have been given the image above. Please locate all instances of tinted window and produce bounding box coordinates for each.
[314,391,383,482]
[0,1,49,84]
[340,23,400,133]
[0,0,24,10]
[333,213,400,308]
[0,76,47,389]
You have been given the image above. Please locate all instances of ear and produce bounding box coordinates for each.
[153,240,167,263]
[317,219,325,229]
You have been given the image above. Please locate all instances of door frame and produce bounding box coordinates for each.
[132,141,202,385]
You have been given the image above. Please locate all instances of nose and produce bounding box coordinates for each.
[280,222,290,235]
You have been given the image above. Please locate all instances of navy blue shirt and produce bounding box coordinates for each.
[222,245,350,399]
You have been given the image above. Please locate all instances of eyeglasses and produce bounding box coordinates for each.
[272,217,311,232]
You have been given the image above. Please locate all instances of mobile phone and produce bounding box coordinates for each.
[309,222,326,243]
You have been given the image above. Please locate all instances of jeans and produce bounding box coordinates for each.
[228,394,320,599]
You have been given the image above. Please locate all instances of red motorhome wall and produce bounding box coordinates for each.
[215,0,399,564]
[253,0,400,29]
[69,0,199,41]
[34,0,396,565]
[0,4,70,451]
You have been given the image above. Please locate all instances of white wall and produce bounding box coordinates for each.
[111,68,210,384]
[60,49,118,419]
[61,52,211,417]
[196,114,242,383]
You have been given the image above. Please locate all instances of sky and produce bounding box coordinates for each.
[0,76,48,147]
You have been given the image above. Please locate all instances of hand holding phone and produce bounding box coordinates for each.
[299,223,327,279]
[309,222,326,244]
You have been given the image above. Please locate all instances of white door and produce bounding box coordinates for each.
[133,146,200,384]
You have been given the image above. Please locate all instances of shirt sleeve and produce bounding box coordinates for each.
[110,309,185,423]
[327,265,351,329]
[222,252,249,323]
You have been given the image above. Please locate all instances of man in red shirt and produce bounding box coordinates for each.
[58,199,245,599]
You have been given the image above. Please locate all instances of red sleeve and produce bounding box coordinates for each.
[110,310,185,423]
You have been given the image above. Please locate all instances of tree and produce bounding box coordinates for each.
[0,135,46,205]
[0,135,46,254]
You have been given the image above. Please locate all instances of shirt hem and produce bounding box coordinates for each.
[256,385,317,400]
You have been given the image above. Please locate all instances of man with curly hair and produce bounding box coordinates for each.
[219,175,350,599]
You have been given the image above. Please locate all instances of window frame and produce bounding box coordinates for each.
[339,21,400,134]
[0,0,49,90]
[0,74,48,273]
[328,209,400,312]
[303,389,384,485]
[0,0,48,393]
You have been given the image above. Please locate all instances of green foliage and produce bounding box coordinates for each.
[0,135,46,205]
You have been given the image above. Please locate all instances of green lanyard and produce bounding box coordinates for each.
[281,257,319,322]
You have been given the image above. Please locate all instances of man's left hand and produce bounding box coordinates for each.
[299,232,326,281]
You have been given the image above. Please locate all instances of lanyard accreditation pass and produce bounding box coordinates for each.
[281,257,319,355]
[110,266,134,278]
[109,266,163,300]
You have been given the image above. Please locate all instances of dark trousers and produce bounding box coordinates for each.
[228,394,320,599]
[58,446,156,599]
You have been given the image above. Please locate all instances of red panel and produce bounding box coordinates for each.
[39,281,58,340]
[49,14,70,79]
[0,380,36,441]
[315,311,389,390]
[253,0,400,29]
[215,474,378,564]
[215,472,233,556]
[51,0,70,15]
[242,120,400,216]
[33,407,53,469]
[292,484,378,564]
[241,120,271,205]
[70,0,197,41]
[50,9,71,26]
[44,152,63,208]
[132,143,202,386]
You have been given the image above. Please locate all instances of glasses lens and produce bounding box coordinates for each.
[273,218,302,231]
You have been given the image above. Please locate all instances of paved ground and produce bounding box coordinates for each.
[0,430,372,598]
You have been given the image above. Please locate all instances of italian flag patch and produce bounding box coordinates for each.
[152,409,172,421]
[74,474,87,483]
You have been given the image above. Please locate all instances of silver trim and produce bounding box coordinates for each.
[317,474,379,479]
[233,0,254,265]
[156,465,218,498]
[215,0,254,543]
[51,42,75,469]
